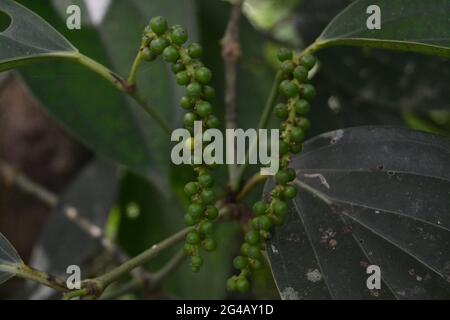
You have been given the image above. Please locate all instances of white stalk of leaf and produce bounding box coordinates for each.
[0,232,23,285]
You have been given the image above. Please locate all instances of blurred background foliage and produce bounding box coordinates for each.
[0,0,448,299]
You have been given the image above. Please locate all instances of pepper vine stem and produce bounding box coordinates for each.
[14,264,69,293]
[128,50,144,86]
[76,53,172,135]
[94,227,192,291]
[222,0,243,192]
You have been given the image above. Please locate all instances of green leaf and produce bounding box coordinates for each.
[0,0,77,71]
[266,126,450,299]
[0,232,23,285]
[315,0,450,58]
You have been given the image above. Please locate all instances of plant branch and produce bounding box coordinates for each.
[100,250,186,300]
[128,50,144,87]
[76,53,172,135]
[221,1,243,192]
[95,227,192,290]
[236,70,284,182]
[237,173,268,201]
[130,92,172,135]
[15,264,69,293]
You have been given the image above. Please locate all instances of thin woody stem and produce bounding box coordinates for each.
[15,264,69,293]
[76,53,172,135]
[100,250,186,300]
[237,173,268,201]
[222,1,243,192]
[95,227,192,290]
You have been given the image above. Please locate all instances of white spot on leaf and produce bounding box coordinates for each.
[306,269,322,283]
[280,287,300,300]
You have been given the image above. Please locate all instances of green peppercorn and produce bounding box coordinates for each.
[233,256,248,270]
[281,61,295,74]
[203,86,216,101]
[250,259,263,270]
[186,231,201,245]
[256,215,272,230]
[183,243,196,256]
[283,185,298,199]
[184,214,197,226]
[171,27,188,45]
[195,67,212,85]
[252,201,268,216]
[188,43,203,58]
[291,127,305,143]
[186,82,203,98]
[201,188,215,204]
[273,200,288,217]
[301,84,316,101]
[279,141,290,155]
[180,96,194,110]
[275,103,289,120]
[149,16,168,35]
[275,170,290,185]
[184,182,199,196]
[196,101,213,118]
[205,205,219,220]
[271,214,285,226]
[299,54,317,70]
[236,277,250,293]
[149,38,170,55]
[191,255,203,268]
[294,99,310,115]
[206,115,220,128]
[290,143,303,154]
[172,62,185,74]
[245,230,260,245]
[198,173,214,188]
[202,237,216,252]
[227,278,237,291]
[175,71,190,86]
[184,112,198,127]
[141,47,155,62]
[279,80,298,98]
[298,117,311,130]
[247,245,262,260]
[200,221,214,234]
[188,203,204,218]
[287,168,296,181]
[162,45,180,63]
[277,47,293,62]
[240,243,250,256]
[293,66,308,82]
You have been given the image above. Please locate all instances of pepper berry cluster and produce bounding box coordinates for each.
[143,16,220,272]
[227,48,317,293]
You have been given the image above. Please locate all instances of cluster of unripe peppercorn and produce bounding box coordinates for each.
[143,17,220,272]
[227,48,317,293]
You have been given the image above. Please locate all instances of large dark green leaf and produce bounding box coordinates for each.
[266,126,450,299]
[0,0,77,71]
[315,0,450,58]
